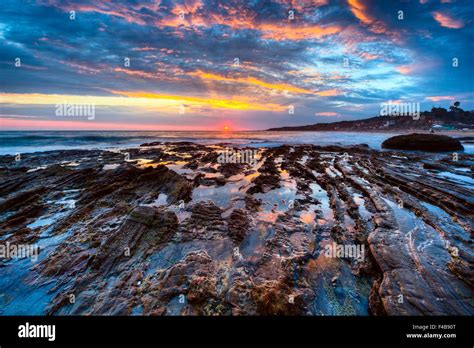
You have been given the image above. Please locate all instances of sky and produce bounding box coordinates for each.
[0,0,473,131]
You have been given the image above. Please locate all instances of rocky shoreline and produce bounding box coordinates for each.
[0,142,473,315]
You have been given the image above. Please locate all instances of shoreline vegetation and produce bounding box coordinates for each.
[0,139,472,315]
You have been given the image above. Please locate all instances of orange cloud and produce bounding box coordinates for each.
[0,92,286,113]
[348,0,372,25]
[259,23,341,41]
[209,4,256,29]
[396,65,413,75]
[425,96,453,102]
[329,75,348,80]
[315,112,339,116]
[315,89,342,97]
[188,70,313,94]
[156,6,340,41]
[170,0,203,16]
[347,0,390,35]
[432,12,464,29]
[157,13,207,28]
[360,52,380,60]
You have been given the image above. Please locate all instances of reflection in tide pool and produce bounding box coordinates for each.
[310,182,334,225]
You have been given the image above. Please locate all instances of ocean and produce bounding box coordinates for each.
[1,131,473,155]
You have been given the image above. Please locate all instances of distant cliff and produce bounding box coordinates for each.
[267,108,474,131]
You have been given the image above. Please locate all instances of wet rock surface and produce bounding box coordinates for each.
[0,142,472,315]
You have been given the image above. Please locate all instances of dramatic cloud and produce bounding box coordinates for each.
[432,11,464,29]
[0,0,472,130]
[188,71,314,94]
[347,0,390,35]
